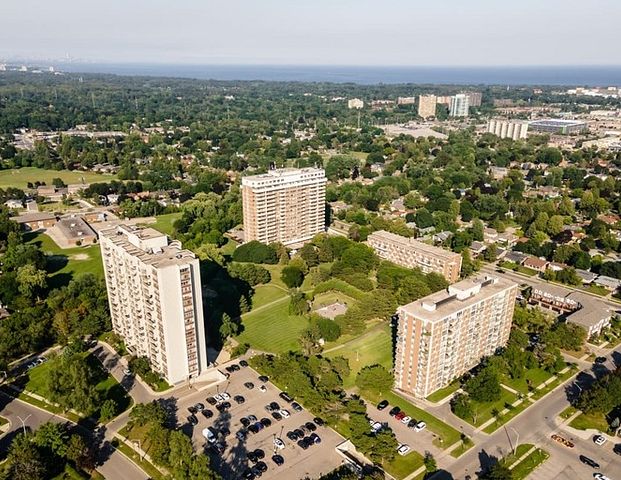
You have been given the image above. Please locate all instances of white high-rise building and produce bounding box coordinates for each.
[449,94,470,117]
[395,275,517,398]
[487,119,529,140]
[348,98,364,109]
[100,225,208,385]
[242,167,326,246]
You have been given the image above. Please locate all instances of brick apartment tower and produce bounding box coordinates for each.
[241,167,326,246]
[100,224,208,385]
[395,275,517,398]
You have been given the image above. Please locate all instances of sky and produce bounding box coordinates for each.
[1,0,619,66]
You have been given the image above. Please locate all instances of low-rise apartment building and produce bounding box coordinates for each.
[395,275,518,398]
[366,230,462,283]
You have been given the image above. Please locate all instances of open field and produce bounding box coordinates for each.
[0,167,117,189]
[427,381,461,403]
[236,297,310,353]
[25,231,103,287]
[465,389,519,428]
[501,367,554,395]
[325,324,392,388]
[146,212,182,235]
[250,284,288,309]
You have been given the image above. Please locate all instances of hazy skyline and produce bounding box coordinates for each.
[1,0,620,66]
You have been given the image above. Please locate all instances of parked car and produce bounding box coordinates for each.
[234,395,245,404]
[414,421,426,432]
[297,438,310,450]
[259,385,267,393]
[594,474,612,480]
[258,375,269,382]
[201,409,214,419]
[188,406,197,414]
[194,403,205,411]
[401,416,412,424]
[286,430,299,441]
[305,421,317,432]
[231,364,240,371]
[397,444,410,456]
[255,461,267,473]
[293,428,305,438]
[280,409,290,418]
[613,443,621,456]
[260,417,272,428]
[206,396,217,405]
[271,411,282,421]
[242,468,255,480]
[579,455,600,469]
[272,454,284,466]
[594,434,606,446]
[244,382,255,390]
[407,419,417,429]
[395,412,406,421]
[279,391,293,402]
[214,393,224,403]
[239,360,249,367]
[309,432,321,444]
[241,417,251,427]
[221,392,231,401]
[236,429,247,441]
[389,406,401,417]
[313,417,325,426]
[371,421,383,433]
[273,437,285,450]
[594,356,607,364]
[377,399,389,410]
[187,414,198,426]
[291,402,303,412]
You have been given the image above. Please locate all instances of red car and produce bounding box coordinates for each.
[395,411,407,421]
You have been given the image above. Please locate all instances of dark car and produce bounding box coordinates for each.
[305,421,317,432]
[236,429,247,441]
[254,449,265,460]
[248,424,259,434]
[258,375,269,383]
[225,365,235,373]
[271,411,283,421]
[313,417,325,426]
[377,399,389,410]
[407,419,417,429]
[279,391,293,402]
[240,360,249,367]
[286,430,299,441]
[272,454,284,466]
[269,401,280,411]
[614,443,621,456]
[244,381,255,389]
[212,442,226,454]
[260,417,272,428]
[194,403,205,411]
[594,356,607,364]
[234,395,246,404]
[247,451,258,463]
[241,417,251,427]
[206,396,218,405]
[243,468,255,480]
[255,461,268,473]
[309,432,321,444]
[216,401,231,412]
[231,364,241,371]
[294,428,305,438]
[254,421,265,431]
[201,409,214,419]
[388,406,401,417]
[579,455,600,469]
[297,438,310,450]
[219,427,230,437]
[187,414,198,426]
[188,406,197,414]
[250,466,263,478]
[291,402,303,412]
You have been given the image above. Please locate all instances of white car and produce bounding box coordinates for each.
[594,474,611,480]
[279,409,290,418]
[401,416,412,424]
[371,422,383,432]
[397,444,410,456]
[414,421,426,432]
[259,385,267,393]
[594,434,606,446]
[273,438,285,450]
[220,392,231,401]
[214,394,224,403]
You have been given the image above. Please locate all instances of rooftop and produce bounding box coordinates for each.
[367,230,460,261]
[399,275,517,322]
[566,292,612,328]
[56,216,96,240]
[529,119,587,127]
[241,167,325,185]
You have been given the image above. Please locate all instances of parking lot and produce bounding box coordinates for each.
[175,360,346,480]
[365,399,443,458]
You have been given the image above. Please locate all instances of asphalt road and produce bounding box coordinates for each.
[0,390,149,480]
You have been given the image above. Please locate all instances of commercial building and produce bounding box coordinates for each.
[348,98,364,109]
[100,225,208,385]
[487,119,529,140]
[418,95,437,119]
[449,94,469,117]
[528,119,588,135]
[395,275,518,398]
[242,167,326,246]
[366,230,462,283]
[52,215,97,247]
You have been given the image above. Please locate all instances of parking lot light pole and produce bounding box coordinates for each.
[17,414,31,435]
[510,427,519,454]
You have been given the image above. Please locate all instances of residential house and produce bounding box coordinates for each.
[523,256,549,272]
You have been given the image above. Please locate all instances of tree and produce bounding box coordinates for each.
[46,352,101,415]
[450,393,473,420]
[423,452,437,473]
[16,263,47,301]
[297,244,320,267]
[289,290,310,315]
[355,365,393,394]
[219,313,240,340]
[482,462,513,480]
[129,401,168,427]
[167,429,194,478]
[5,433,46,480]
[232,241,278,264]
[313,316,341,342]
[281,265,304,288]
[464,368,501,403]
[299,325,322,356]
[66,434,95,472]
[99,398,118,422]
[33,421,69,458]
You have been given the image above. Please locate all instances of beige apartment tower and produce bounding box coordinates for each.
[100,225,208,385]
[242,167,326,246]
[418,95,437,119]
[395,275,517,398]
[366,230,462,283]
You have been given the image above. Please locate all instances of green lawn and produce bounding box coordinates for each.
[501,368,554,395]
[26,352,131,421]
[25,231,103,287]
[559,406,577,420]
[111,437,165,480]
[325,324,392,388]
[251,284,288,309]
[51,464,89,480]
[482,399,530,434]
[0,167,117,189]
[569,411,609,432]
[146,212,182,235]
[236,297,310,353]
[503,444,533,468]
[581,284,610,297]
[427,381,461,403]
[362,389,461,448]
[511,447,549,479]
[466,389,519,428]
[0,416,7,427]
[449,438,474,458]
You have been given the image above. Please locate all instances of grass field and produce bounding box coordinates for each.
[569,411,609,432]
[325,324,392,388]
[449,438,474,458]
[236,297,310,353]
[27,352,131,420]
[501,367,554,395]
[251,284,288,309]
[427,381,461,403]
[145,212,182,235]
[0,167,117,189]
[466,389,519,428]
[312,291,356,310]
[25,231,103,287]
[510,446,549,479]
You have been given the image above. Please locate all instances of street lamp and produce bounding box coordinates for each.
[510,427,519,454]
[16,414,31,435]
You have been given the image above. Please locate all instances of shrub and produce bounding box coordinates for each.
[232,241,278,264]
[281,265,304,288]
